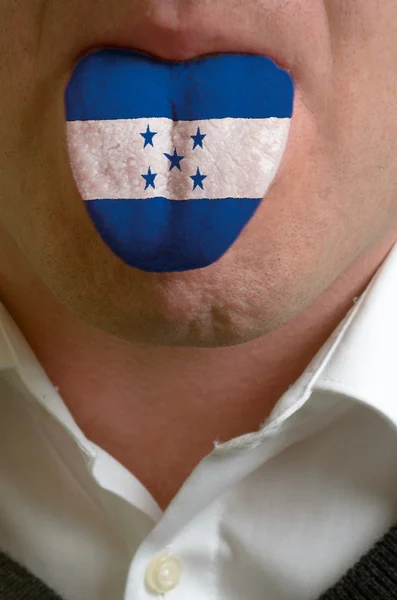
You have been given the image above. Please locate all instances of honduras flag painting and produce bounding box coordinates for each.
[65,48,294,272]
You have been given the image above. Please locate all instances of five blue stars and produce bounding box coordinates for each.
[140,127,208,191]
[191,127,206,150]
[140,125,157,148]
[141,166,157,190]
[164,147,185,171]
[190,167,207,190]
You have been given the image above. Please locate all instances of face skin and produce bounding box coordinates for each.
[1,0,397,509]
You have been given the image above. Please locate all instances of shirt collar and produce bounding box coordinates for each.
[261,240,397,437]
[314,241,397,427]
[0,299,97,464]
[1,241,397,455]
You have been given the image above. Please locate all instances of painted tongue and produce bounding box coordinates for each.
[65,48,294,272]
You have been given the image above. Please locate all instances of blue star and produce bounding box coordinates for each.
[191,127,206,150]
[140,125,157,148]
[141,166,157,190]
[164,147,185,171]
[190,167,207,190]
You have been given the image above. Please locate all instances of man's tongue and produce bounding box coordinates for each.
[65,49,294,273]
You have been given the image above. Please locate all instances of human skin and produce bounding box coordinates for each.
[1,1,397,509]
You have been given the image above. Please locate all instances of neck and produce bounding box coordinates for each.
[0,227,395,509]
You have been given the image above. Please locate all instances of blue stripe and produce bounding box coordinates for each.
[65,48,294,121]
[84,196,261,272]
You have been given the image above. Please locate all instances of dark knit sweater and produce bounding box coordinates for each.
[2,524,397,599]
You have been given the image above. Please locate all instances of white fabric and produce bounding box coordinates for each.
[2,243,397,600]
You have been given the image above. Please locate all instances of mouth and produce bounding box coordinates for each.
[64,16,295,273]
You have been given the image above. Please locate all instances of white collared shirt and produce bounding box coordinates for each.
[2,244,397,600]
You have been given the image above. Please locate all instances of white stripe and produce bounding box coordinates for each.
[66,117,291,200]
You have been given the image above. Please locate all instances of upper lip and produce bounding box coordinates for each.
[74,3,294,76]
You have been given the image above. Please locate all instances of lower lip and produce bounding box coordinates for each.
[65,48,294,273]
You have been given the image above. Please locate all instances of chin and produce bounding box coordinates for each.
[50,236,308,349]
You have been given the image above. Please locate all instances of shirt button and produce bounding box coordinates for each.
[145,553,182,594]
